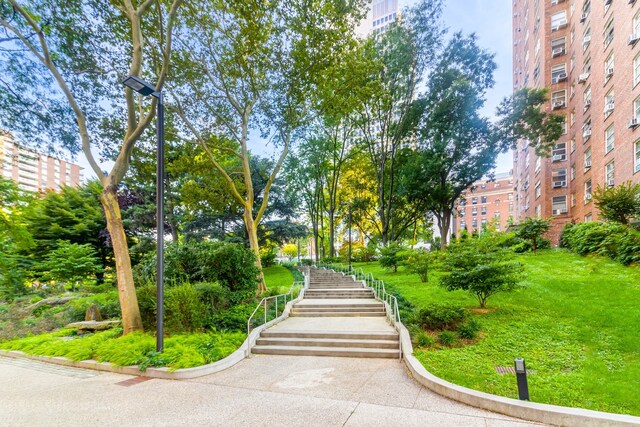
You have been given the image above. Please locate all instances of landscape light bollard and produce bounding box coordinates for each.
[122,75,164,353]
[297,239,301,266]
[514,358,530,400]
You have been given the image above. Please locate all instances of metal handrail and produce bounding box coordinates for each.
[312,262,402,326]
[246,279,305,355]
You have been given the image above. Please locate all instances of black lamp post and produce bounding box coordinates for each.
[122,75,165,352]
[347,205,352,272]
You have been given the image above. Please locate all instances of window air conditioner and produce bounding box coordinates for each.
[628,118,640,129]
[583,129,592,138]
[605,68,614,78]
[552,181,566,188]
[583,35,591,44]
[552,47,565,57]
[552,100,565,109]
[578,73,590,83]
[584,160,592,168]
[607,179,615,187]
[580,13,587,23]
[552,154,566,161]
[629,34,640,45]
[604,102,615,113]
[584,193,592,201]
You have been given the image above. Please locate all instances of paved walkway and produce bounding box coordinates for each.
[0,354,544,426]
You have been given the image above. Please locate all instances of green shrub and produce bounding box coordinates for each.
[194,282,229,312]
[260,247,277,267]
[134,241,259,294]
[165,284,207,333]
[438,330,456,346]
[457,318,482,340]
[415,330,435,347]
[378,243,405,272]
[415,304,468,331]
[211,304,256,331]
[561,222,640,265]
[402,249,441,282]
[136,284,157,330]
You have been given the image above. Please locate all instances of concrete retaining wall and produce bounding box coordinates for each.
[399,324,640,426]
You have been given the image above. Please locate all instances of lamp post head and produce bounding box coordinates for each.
[514,358,526,374]
[122,75,156,97]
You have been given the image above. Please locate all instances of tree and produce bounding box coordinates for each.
[171,1,366,291]
[353,0,445,245]
[515,217,551,254]
[24,182,111,278]
[403,249,441,282]
[401,33,563,246]
[39,241,102,292]
[593,181,640,225]
[281,243,298,260]
[440,234,523,308]
[378,242,405,273]
[0,0,184,333]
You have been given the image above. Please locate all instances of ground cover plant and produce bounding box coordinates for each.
[353,249,640,415]
[0,328,245,371]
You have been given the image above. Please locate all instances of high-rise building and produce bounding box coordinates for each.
[356,0,403,37]
[512,0,640,242]
[0,131,82,192]
[452,172,515,236]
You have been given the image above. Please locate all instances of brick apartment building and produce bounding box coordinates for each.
[0,132,82,192]
[453,172,515,236]
[512,0,640,242]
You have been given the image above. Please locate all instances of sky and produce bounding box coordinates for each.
[74,0,514,181]
[440,0,513,174]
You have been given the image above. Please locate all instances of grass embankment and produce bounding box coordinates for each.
[0,328,245,371]
[263,265,295,291]
[354,249,640,416]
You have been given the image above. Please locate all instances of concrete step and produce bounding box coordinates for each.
[251,345,400,359]
[305,288,371,293]
[290,311,386,317]
[261,330,399,340]
[295,303,382,309]
[255,337,399,349]
[304,295,375,299]
[291,306,384,313]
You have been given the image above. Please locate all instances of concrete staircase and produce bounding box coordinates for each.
[251,268,401,359]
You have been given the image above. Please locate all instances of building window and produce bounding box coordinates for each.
[551,11,567,31]
[571,193,576,207]
[535,156,541,174]
[604,90,614,118]
[460,221,466,229]
[634,10,640,38]
[472,197,477,205]
[585,179,592,203]
[551,37,566,57]
[459,210,465,217]
[603,18,614,49]
[583,85,591,111]
[552,90,566,109]
[635,97,640,121]
[605,124,614,153]
[552,142,566,161]
[481,196,487,204]
[570,164,576,181]
[583,117,592,141]
[604,52,614,83]
[535,182,541,198]
[571,137,576,153]
[551,64,567,83]
[584,147,592,169]
[606,161,615,187]
[552,169,567,188]
[481,207,487,215]
[583,26,591,51]
[635,54,640,86]
[472,220,478,228]
[472,208,478,216]
[585,213,593,222]
[535,204,541,218]
[636,140,640,173]
[552,196,567,215]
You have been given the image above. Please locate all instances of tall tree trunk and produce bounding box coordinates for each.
[100,186,143,333]
[244,210,266,293]
[328,208,335,257]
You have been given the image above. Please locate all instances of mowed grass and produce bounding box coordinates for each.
[263,265,295,291]
[353,249,640,415]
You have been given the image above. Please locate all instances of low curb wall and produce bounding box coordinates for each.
[399,324,640,427]
[0,297,300,380]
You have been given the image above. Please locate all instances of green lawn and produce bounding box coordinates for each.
[353,249,640,416]
[263,265,295,291]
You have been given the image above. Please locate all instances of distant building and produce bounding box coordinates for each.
[512,0,640,242]
[356,0,403,37]
[0,132,82,192]
[452,172,515,236]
